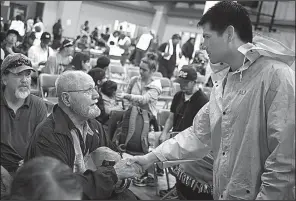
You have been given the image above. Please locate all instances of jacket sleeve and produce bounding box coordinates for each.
[128,88,160,105]
[76,167,118,200]
[152,102,212,161]
[256,67,295,200]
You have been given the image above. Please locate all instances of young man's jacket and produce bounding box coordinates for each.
[25,105,119,200]
[152,34,295,200]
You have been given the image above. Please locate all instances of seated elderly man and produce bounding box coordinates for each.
[25,70,142,200]
[0,53,47,176]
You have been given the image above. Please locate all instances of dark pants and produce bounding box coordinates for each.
[158,65,175,79]
[175,180,213,200]
[120,53,129,66]
[133,48,146,67]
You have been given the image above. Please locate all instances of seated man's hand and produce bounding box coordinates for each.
[114,159,144,180]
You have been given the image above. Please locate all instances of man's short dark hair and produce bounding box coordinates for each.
[198,1,253,43]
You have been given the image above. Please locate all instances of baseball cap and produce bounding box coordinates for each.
[175,65,197,83]
[6,29,19,37]
[40,32,51,40]
[1,53,35,75]
[60,39,73,49]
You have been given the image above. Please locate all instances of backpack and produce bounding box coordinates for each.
[111,106,156,155]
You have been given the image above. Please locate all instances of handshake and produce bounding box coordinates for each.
[90,147,159,180]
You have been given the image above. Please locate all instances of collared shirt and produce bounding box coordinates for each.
[1,91,47,173]
[28,44,54,69]
[152,35,295,200]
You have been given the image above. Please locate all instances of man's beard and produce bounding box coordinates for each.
[70,99,101,119]
[15,87,30,99]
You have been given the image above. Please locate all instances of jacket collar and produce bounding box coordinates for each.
[210,34,295,81]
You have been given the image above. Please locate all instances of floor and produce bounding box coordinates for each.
[129,170,177,200]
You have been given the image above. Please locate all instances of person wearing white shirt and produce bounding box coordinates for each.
[134,30,155,66]
[28,32,54,74]
[33,17,44,34]
[118,33,131,66]
[9,15,25,37]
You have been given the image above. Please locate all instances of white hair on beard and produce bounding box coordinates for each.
[15,87,30,99]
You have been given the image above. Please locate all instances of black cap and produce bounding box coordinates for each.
[95,56,110,69]
[7,29,19,37]
[40,32,51,40]
[172,34,181,40]
[175,65,197,83]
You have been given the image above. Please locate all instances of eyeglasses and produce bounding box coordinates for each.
[64,87,97,95]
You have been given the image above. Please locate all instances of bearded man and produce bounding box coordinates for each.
[1,53,47,175]
[25,70,143,200]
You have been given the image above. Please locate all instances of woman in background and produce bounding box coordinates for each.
[9,157,82,200]
[70,52,91,72]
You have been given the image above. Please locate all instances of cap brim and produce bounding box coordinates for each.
[175,77,192,84]
[7,66,36,74]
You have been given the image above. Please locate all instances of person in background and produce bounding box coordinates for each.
[100,80,122,115]
[9,15,25,40]
[52,19,63,41]
[1,53,47,176]
[117,52,162,186]
[1,29,19,58]
[75,34,90,52]
[182,36,195,62]
[134,30,155,66]
[87,67,109,125]
[70,52,90,72]
[158,34,182,79]
[28,32,54,72]
[15,32,36,56]
[32,25,42,46]
[25,70,143,200]
[33,16,44,34]
[101,27,110,42]
[118,33,131,66]
[192,50,209,76]
[80,20,90,35]
[129,1,295,200]
[94,55,110,72]
[91,27,99,44]
[44,39,74,74]
[26,18,34,33]
[117,52,162,118]
[158,66,212,200]
[107,31,120,47]
[9,156,83,200]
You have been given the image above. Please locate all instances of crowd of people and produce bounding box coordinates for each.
[1,1,295,200]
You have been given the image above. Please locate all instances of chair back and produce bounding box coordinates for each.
[39,74,59,98]
[160,77,172,95]
[152,72,163,78]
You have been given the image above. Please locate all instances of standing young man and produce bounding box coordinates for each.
[130,1,295,200]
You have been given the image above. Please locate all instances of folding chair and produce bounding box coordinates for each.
[39,74,59,114]
[159,78,174,109]
[108,65,128,90]
[127,70,140,80]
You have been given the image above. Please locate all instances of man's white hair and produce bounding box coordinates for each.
[55,70,93,98]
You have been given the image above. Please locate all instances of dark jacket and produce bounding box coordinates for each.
[24,105,119,200]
